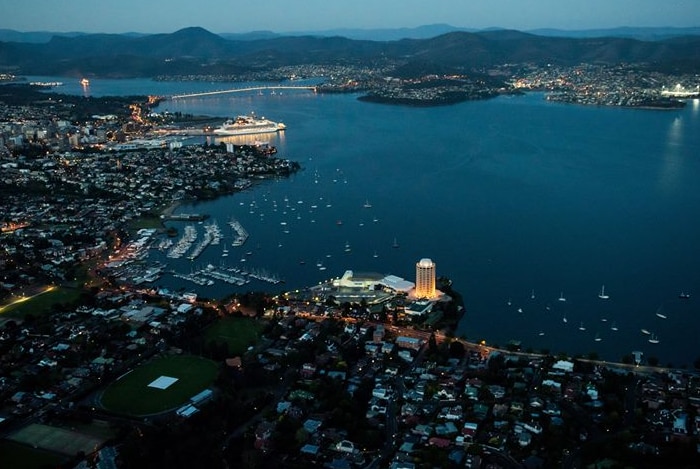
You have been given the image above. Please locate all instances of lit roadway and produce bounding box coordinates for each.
[0,285,57,314]
[169,85,317,100]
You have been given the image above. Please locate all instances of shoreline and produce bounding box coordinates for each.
[160,199,182,220]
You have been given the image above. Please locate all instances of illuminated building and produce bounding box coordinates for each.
[415,258,436,299]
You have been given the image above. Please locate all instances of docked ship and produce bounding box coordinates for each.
[213,114,286,136]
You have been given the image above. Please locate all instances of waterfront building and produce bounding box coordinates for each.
[415,258,436,299]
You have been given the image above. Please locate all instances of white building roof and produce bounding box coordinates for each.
[380,275,415,292]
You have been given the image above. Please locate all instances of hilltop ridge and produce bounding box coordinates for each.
[1,26,700,78]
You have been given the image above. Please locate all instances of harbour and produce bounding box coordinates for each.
[31,75,700,366]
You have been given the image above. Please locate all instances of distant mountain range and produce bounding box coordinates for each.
[3,25,700,43]
[1,26,699,78]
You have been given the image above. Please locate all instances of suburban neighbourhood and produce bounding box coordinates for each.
[1,65,700,468]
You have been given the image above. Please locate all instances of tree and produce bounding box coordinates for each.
[295,427,309,445]
[428,333,438,355]
[449,340,465,359]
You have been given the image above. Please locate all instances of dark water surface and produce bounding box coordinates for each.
[35,76,700,365]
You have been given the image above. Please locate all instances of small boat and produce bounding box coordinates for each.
[558,292,566,302]
[610,322,618,331]
[640,328,651,335]
[656,313,667,319]
[538,331,545,336]
[363,200,372,208]
[336,220,343,225]
[373,251,379,258]
[507,298,512,306]
[344,241,351,253]
[598,285,609,300]
[530,289,535,300]
[392,237,399,248]
[517,307,523,313]
[594,333,602,342]
[578,322,586,331]
[679,292,691,299]
[648,334,660,344]
[562,314,568,323]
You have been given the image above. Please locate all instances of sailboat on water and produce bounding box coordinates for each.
[648,334,660,344]
[598,285,609,299]
[558,292,566,302]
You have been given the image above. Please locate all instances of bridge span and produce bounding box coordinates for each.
[170,85,317,100]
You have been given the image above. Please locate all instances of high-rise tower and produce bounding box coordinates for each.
[415,258,436,299]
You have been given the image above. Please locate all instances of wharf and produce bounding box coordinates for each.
[163,213,209,222]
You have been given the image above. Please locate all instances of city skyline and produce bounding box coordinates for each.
[1,0,699,35]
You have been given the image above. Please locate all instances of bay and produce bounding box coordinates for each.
[32,76,700,366]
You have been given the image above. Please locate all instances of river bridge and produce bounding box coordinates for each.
[169,85,317,100]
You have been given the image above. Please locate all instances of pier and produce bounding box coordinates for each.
[169,264,282,287]
[163,213,209,221]
[228,217,249,247]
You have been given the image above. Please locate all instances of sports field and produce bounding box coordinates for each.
[8,423,104,456]
[204,316,264,355]
[0,439,68,468]
[101,354,218,415]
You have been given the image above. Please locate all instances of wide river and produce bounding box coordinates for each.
[31,76,700,366]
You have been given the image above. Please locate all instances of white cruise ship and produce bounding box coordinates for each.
[213,114,285,136]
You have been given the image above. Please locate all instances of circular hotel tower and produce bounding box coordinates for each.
[415,258,436,299]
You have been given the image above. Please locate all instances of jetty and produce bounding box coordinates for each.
[163,213,209,222]
[228,217,249,246]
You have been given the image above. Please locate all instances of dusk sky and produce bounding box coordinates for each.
[2,0,699,34]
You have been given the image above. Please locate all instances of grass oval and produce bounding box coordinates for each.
[101,355,218,416]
